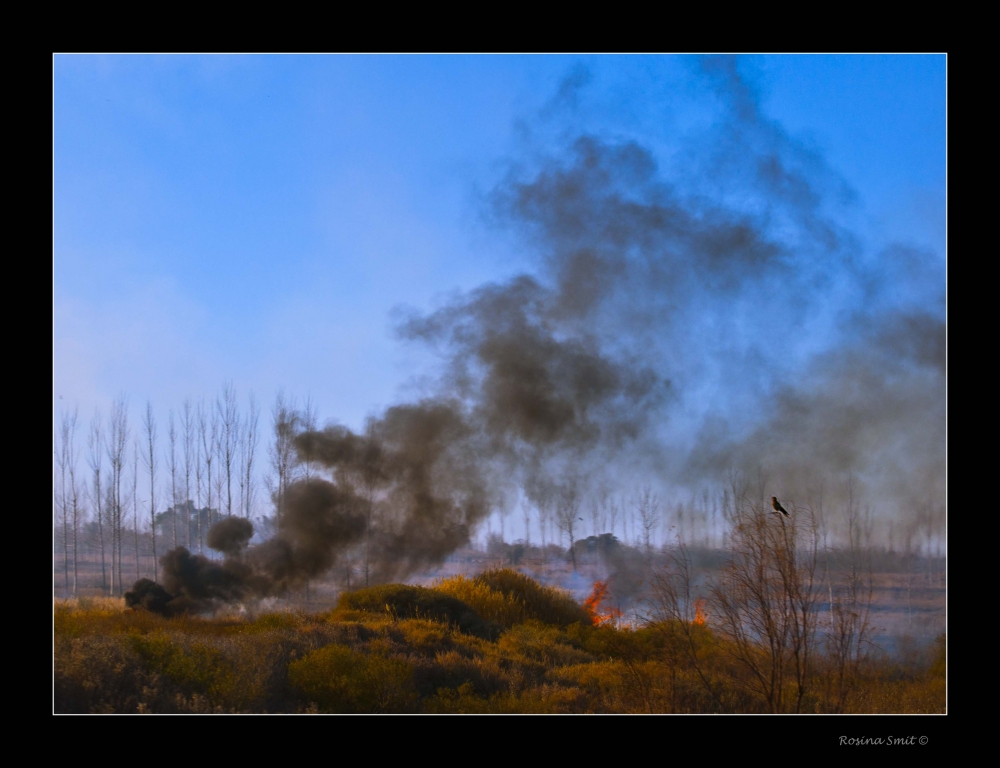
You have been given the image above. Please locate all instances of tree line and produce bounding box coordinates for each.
[53,388,945,598]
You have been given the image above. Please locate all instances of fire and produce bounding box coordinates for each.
[584,580,623,626]
[693,598,707,626]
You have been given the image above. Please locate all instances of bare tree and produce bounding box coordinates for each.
[237,411,248,521]
[268,390,299,525]
[710,492,821,713]
[56,415,69,595]
[537,495,550,551]
[168,409,179,548]
[650,542,728,712]
[242,391,260,520]
[556,479,583,571]
[87,410,108,594]
[218,382,239,518]
[654,483,825,713]
[635,486,661,553]
[822,475,875,712]
[182,398,195,547]
[360,417,385,587]
[132,438,141,582]
[608,497,621,541]
[106,394,130,595]
[213,458,225,551]
[497,494,510,543]
[589,486,609,537]
[301,394,318,481]
[198,398,218,555]
[629,502,638,547]
[522,478,552,556]
[68,412,82,596]
[142,401,158,582]
[710,492,719,549]
[56,410,80,595]
[520,498,532,547]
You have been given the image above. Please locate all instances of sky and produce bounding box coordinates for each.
[53,55,945,536]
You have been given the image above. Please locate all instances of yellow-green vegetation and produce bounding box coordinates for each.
[53,570,946,714]
[436,568,590,629]
[333,583,491,637]
[288,643,417,713]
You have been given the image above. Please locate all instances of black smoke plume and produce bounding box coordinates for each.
[205,516,253,558]
[134,480,366,614]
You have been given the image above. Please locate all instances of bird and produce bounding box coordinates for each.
[771,497,790,518]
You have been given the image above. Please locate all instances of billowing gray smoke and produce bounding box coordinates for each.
[130,58,942,611]
[446,57,944,532]
[128,480,367,613]
[294,401,488,583]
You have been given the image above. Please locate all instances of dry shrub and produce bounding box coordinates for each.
[550,660,669,713]
[130,632,235,702]
[424,682,590,713]
[418,650,485,694]
[55,635,153,713]
[473,568,590,627]
[288,643,417,713]
[336,584,490,637]
[435,575,526,628]
[55,596,127,613]
[241,612,306,633]
[497,622,593,668]
[391,619,456,657]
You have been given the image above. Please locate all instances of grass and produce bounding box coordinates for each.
[53,572,946,714]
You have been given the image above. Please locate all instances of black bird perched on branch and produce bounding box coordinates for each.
[771,497,790,518]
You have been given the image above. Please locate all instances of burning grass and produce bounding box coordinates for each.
[53,571,945,714]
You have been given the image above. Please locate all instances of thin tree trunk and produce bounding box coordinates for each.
[183,398,194,549]
[143,402,158,582]
[71,477,79,596]
[169,410,178,549]
[133,439,141,582]
[96,479,106,593]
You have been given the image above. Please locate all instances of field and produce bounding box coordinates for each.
[54,566,944,714]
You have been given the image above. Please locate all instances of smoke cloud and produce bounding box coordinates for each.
[130,58,943,611]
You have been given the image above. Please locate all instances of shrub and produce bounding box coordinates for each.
[473,568,590,627]
[288,643,417,713]
[497,622,593,668]
[435,575,526,628]
[130,632,235,702]
[392,619,455,656]
[423,682,590,714]
[336,584,490,637]
[242,612,304,633]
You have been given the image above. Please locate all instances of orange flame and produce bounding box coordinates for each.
[584,580,623,626]
[693,598,706,626]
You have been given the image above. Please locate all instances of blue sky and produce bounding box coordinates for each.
[53,54,945,441]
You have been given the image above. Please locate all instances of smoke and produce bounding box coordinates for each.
[205,516,253,558]
[130,58,943,612]
[295,401,488,583]
[136,480,365,613]
[446,57,944,531]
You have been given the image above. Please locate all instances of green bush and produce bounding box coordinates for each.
[288,643,417,713]
[336,584,490,638]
